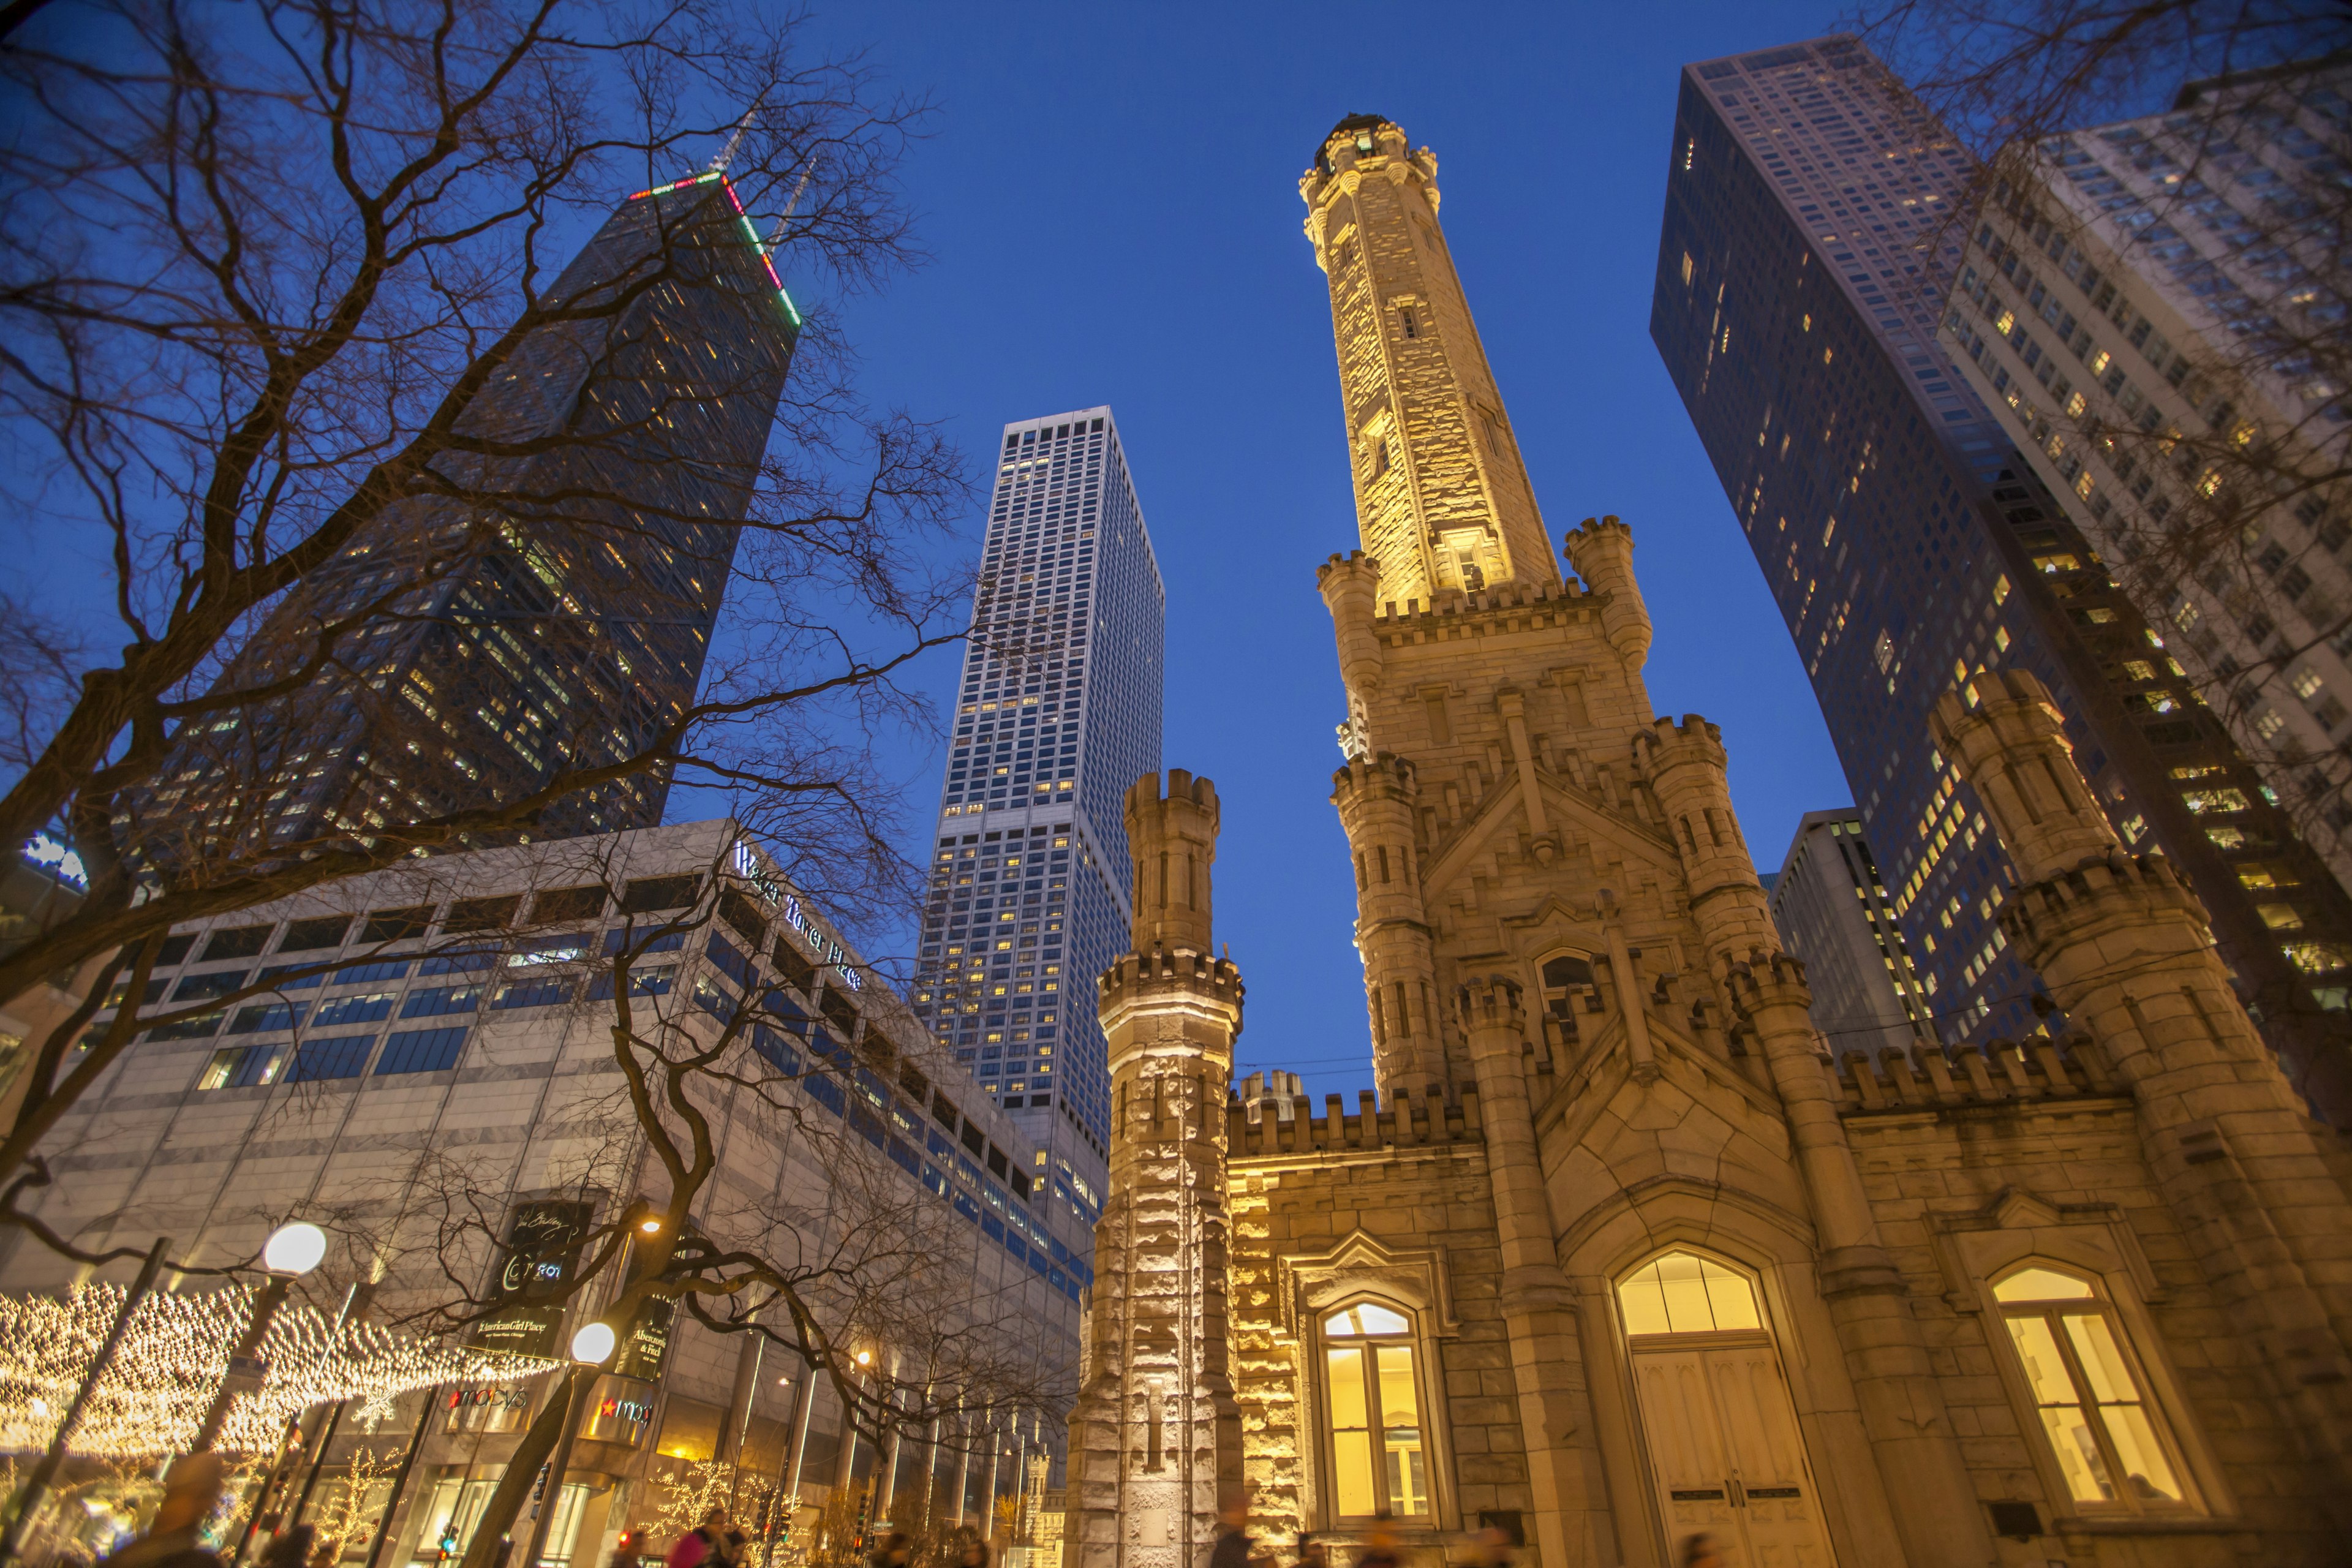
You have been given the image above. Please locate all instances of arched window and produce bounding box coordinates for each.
[1617,1250,1763,1336]
[1991,1264,2195,1514]
[1321,1302,1430,1520]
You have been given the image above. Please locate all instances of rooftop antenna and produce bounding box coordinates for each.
[767,155,818,249]
[708,105,759,173]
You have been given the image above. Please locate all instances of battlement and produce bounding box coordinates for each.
[1368,576,1594,632]
[1097,944,1246,1009]
[1562,514,1637,554]
[2000,848,2209,951]
[1128,767,1219,820]
[1456,974,1526,1033]
[1330,752,1417,807]
[1317,550,1384,590]
[1833,1035,2125,1114]
[1634,713,1727,761]
[1227,1083,1483,1159]
[1725,948,1812,1012]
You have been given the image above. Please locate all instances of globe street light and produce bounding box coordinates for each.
[569,1321,618,1365]
[190,1222,327,1452]
[262,1222,328,1276]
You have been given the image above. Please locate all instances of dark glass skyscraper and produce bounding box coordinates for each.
[910,407,1164,1210]
[1651,36,2352,1113]
[138,170,799,861]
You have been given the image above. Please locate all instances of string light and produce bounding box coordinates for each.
[0,1283,559,1456]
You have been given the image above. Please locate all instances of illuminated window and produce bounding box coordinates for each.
[1616,1251,1763,1335]
[1991,1265,2196,1515]
[1320,1302,1430,1520]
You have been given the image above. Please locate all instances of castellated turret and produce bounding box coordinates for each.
[1561,514,1651,670]
[1125,767,1221,952]
[1635,712,1778,976]
[1316,551,1386,699]
[1332,752,1442,1096]
[1928,667,2120,883]
[1068,771,1245,1568]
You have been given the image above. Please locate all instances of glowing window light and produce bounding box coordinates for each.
[0,1281,558,1457]
[627,171,803,328]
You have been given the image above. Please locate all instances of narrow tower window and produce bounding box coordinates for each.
[1400,307,1419,339]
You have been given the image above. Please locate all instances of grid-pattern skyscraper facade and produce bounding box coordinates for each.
[1651,36,2352,1113]
[138,172,797,863]
[911,408,1164,1206]
[1942,62,2352,895]
[1768,810,1933,1060]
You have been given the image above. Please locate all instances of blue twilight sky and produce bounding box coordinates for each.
[753,0,1855,1098]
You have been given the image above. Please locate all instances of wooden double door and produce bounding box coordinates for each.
[1628,1332,1837,1568]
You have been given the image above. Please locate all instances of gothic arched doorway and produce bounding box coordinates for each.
[1618,1250,1836,1567]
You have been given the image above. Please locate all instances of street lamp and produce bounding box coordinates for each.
[262,1222,329,1276]
[569,1321,618,1365]
[521,1318,615,1568]
[190,1223,326,1452]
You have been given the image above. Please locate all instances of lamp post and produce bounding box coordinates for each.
[518,1319,612,1568]
[191,1222,328,1453]
[764,1370,813,1568]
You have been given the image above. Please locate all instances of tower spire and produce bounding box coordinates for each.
[707,105,758,173]
[766,156,817,250]
[1298,116,1558,605]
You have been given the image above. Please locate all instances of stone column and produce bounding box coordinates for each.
[1933,669,2352,1455]
[1333,753,1445,1098]
[1067,772,1246,1568]
[1458,977,1599,1568]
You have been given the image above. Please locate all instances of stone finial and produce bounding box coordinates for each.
[1125,770,1221,953]
[1930,669,2117,884]
[1562,516,1651,669]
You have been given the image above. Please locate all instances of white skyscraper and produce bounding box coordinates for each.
[912,407,1164,1210]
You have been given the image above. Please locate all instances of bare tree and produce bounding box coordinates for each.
[1856,1,2352,851]
[0,0,978,1183]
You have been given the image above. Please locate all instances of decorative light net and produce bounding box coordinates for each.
[0,1282,558,1455]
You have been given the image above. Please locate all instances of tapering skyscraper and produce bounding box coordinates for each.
[1649,36,2352,1114]
[138,170,799,859]
[911,407,1164,1209]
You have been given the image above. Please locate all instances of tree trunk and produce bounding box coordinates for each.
[458,1368,582,1568]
